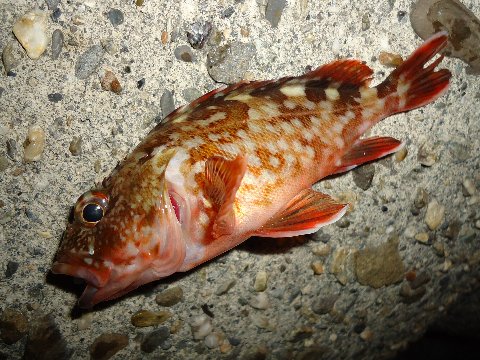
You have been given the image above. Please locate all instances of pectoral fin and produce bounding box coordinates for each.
[333,136,403,174]
[254,189,348,238]
[205,154,247,238]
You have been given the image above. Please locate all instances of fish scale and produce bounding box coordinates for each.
[52,33,451,308]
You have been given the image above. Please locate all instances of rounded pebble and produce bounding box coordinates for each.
[425,199,445,230]
[265,0,287,28]
[254,271,268,292]
[360,327,374,341]
[2,42,19,73]
[24,125,46,162]
[190,314,212,340]
[378,51,404,67]
[395,146,408,162]
[140,326,170,353]
[160,89,175,119]
[75,45,105,80]
[462,178,476,196]
[155,286,183,306]
[417,142,438,166]
[352,164,375,190]
[311,261,324,275]
[130,310,171,327]
[107,9,124,26]
[13,10,48,59]
[100,70,122,94]
[249,292,269,310]
[48,93,63,102]
[51,29,64,59]
[215,278,236,295]
[414,232,431,244]
[204,333,220,349]
[207,42,256,84]
[90,333,128,360]
[0,308,28,344]
[174,45,195,62]
[69,136,82,155]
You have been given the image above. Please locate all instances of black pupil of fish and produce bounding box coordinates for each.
[83,203,103,223]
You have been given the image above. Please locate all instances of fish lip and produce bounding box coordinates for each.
[51,261,105,288]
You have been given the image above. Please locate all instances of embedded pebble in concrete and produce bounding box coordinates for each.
[311,261,324,275]
[130,310,171,327]
[174,45,195,62]
[417,142,438,166]
[51,29,64,60]
[378,51,404,67]
[207,42,256,84]
[354,237,404,288]
[414,187,429,209]
[141,327,170,353]
[330,247,354,285]
[69,136,82,155]
[13,10,49,59]
[265,0,287,28]
[352,164,375,190]
[190,314,212,340]
[4,261,19,278]
[215,278,236,295]
[24,314,71,360]
[2,43,20,73]
[155,286,183,306]
[312,243,331,256]
[75,45,105,79]
[182,87,202,103]
[249,292,269,310]
[425,199,445,230]
[395,146,408,162]
[360,327,374,341]
[399,282,427,303]
[0,308,28,345]
[204,332,221,349]
[250,314,276,331]
[100,70,122,94]
[23,125,46,162]
[462,178,476,196]
[160,89,175,119]
[187,22,212,49]
[48,93,63,103]
[311,294,339,315]
[89,333,128,360]
[415,232,432,244]
[0,156,9,172]
[254,271,268,292]
[411,0,480,73]
[106,9,124,27]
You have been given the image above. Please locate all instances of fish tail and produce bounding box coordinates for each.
[378,32,452,114]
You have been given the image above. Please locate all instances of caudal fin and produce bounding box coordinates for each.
[378,32,452,113]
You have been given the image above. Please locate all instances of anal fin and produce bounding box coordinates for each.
[205,154,247,238]
[333,136,403,174]
[254,189,348,238]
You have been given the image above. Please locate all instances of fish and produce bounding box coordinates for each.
[52,32,451,308]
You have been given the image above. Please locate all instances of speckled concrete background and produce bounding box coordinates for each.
[0,0,479,359]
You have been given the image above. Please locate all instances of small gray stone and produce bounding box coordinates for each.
[311,294,339,315]
[425,199,445,230]
[207,42,256,84]
[51,29,64,59]
[107,9,124,26]
[48,93,63,102]
[361,13,371,31]
[182,88,203,102]
[141,326,170,353]
[352,164,375,190]
[174,45,195,62]
[160,89,175,119]
[45,0,60,10]
[0,156,9,172]
[187,22,212,49]
[265,0,287,28]
[5,261,19,278]
[75,45,105,79]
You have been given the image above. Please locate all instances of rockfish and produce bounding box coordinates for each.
[52,33,451,308]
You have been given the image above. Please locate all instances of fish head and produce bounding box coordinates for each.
[52,150,186,308]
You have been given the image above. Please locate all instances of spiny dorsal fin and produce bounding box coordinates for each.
[205,154,247,238]
[299,59,374,87]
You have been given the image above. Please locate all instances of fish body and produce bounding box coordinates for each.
[52,33,451,307]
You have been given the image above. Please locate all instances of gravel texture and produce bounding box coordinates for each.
[1,0,479,359]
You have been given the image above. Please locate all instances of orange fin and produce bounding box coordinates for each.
[254,189,348,238]
[334,136,403,174]
[300,59,374,87]
[379,32,451,112]
[205,154,247,238]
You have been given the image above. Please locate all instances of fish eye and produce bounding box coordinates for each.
[82,203,104,223]
[74,190,109,226]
